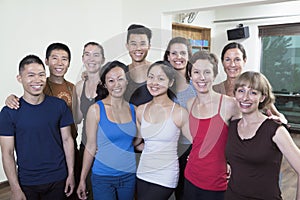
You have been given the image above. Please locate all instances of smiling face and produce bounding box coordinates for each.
[147,64,173,97]
[167,43,189,71]
[82,44,104,73]
[45,49,70,78]
[17,63,46,97]
[190,59,215,94]
[126,34,150,63]
[235,86,265,115]
[222,48,246,79]
[105,66,128,98]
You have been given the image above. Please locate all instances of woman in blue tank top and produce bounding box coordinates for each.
[77,61,137,200]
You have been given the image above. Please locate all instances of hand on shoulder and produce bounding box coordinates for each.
[5,94,20,109]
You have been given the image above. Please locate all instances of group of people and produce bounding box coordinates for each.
[0,23,300,200]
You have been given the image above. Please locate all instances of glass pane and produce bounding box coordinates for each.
[260,35,300,130]
[261,35,300,94]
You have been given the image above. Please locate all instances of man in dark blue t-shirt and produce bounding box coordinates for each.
[0,55,75,200]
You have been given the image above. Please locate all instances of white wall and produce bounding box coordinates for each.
[0,0,297,183]
[0,0,124,183]
[0,0,124,105]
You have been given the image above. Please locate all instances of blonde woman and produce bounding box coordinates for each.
[225,71,300,200]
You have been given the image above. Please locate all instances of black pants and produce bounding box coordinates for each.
[175,144,192,200]
[21,179,65,200]
[183,178,225,200]
[136,178,174,200]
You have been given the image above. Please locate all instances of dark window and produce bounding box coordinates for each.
[259,23,300,131]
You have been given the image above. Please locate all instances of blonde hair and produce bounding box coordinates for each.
[234,71,275,109]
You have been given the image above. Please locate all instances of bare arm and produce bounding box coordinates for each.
[72,81,84,124]
[77,103,99,200]
[177,106,192,143]
[5,94,20,110]
[133,105,144,151]
[273,126,300,200]
[61,126,75,197]
[0,136,26,200]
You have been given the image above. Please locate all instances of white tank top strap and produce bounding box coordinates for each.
[217,95,223,114]
[142,102,175,122]
[170,102,176,115]
[142,103,149,119]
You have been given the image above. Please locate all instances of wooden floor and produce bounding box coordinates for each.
[280,133,300,200]
[0,181,10,200]
[0,133,299,200]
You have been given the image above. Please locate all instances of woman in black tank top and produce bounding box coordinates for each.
[225,71,300,200]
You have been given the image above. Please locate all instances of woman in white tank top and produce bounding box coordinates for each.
[134,61,192,200]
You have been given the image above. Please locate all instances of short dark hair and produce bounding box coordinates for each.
[45,42,71,61]
[126,24,152,43]
[221,42,246,61]
[19,55,45,74]
[95,60,128,101]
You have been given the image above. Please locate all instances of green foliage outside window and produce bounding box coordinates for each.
[261,36,300,94]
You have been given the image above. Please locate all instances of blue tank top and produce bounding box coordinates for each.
[92,100,136,176]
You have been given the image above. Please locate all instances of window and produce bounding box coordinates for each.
[259,23,300,131]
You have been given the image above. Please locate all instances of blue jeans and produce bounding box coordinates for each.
[91,173,136,200]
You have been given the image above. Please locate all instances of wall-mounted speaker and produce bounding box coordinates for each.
[227,26,249,40]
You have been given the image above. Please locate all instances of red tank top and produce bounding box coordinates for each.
[185,95,228,191]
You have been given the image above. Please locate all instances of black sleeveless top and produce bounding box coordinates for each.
[225,118,283,200]
[124,71,152,106]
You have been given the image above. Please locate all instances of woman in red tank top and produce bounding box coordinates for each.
[183,51,240,200]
